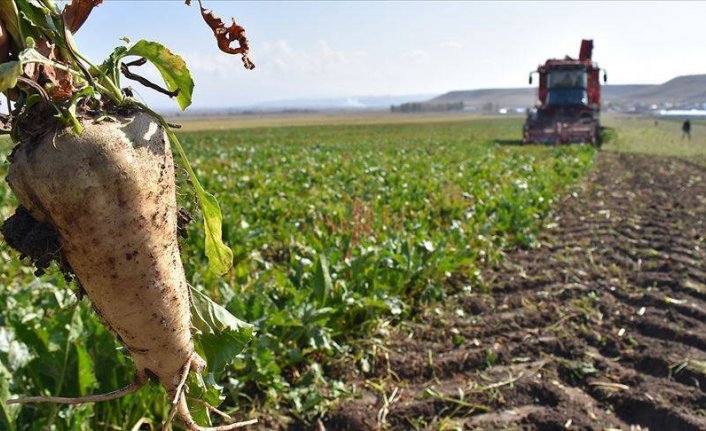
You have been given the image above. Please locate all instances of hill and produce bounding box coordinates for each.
[618,75,706,104]
[430,88,535,109]
[428,75,706,109]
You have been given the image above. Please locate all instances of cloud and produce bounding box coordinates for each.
[170,39,459,107]
[175,39,378,105]
[181,52,239,78]
[252,39,368,75]
[183,39,355,78]
[402,50,430,63]
[440,40,463,49]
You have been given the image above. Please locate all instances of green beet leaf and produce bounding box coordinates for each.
[312,254,333,304]
[161,126,234,274]
[0,363,19,431]
[74,343,97,396]
[124,40,194,110]
[0,1,22,51]
[0,61,21,92]
[199,189,234,275]
[189,285,254,374]
[16,0,56,36]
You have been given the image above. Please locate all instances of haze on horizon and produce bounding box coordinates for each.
[74,1,706,110]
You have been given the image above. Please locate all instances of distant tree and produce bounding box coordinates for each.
[391,101,464,113]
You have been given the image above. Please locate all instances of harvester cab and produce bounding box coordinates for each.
[523,40,606,146]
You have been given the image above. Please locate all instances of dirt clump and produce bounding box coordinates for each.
[2,205,75,279]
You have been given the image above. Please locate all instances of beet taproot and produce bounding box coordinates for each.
[4,112,250,429]
[1,1,257,428]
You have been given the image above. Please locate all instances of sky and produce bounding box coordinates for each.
[70,1,706,110]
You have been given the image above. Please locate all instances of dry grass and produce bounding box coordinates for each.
[603,115,706,166]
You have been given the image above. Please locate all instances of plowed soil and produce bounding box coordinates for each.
[324,152,706,430]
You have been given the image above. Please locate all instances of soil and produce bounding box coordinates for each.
[323,152,706,430]
[1,205,74,278]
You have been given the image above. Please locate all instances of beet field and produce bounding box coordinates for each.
[0,116,596,430]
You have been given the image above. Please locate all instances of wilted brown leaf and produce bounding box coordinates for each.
[23,40,73,101]
[62,0,103,33]
[48,77,73,101]
[18,0,101,100]
[192,0,255,70]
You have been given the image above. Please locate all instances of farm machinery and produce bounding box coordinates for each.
[523,40,606,145]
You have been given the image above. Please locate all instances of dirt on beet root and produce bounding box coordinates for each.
[320,152,706,431]
[1,205,76,279]
[1,197,192,279]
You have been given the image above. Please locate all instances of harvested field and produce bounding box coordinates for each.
[326,151,706,430]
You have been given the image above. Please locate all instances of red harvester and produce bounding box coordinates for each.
[523,40,607,146]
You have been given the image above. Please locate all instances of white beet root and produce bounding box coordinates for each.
[8,112,199,392]
[1,2,257,428]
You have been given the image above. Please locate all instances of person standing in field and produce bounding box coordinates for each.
[682,119,691,140]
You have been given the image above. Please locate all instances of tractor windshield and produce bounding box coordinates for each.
[547,88,588,106]
[546,68,588,106]
[547,69,587,89]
